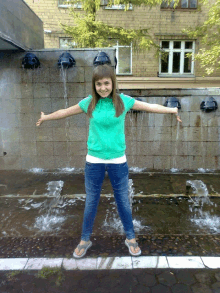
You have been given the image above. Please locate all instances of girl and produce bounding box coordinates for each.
[36,64,182,258]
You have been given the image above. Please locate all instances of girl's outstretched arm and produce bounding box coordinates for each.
[36,104,83,126]
[132,100,182,122]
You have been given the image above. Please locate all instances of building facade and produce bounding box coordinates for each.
[24,0,219,88]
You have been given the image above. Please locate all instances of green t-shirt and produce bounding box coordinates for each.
[78,93,135,159]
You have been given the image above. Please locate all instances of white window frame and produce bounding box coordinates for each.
[58,0,82,8]
[159,40,195,77]
[104,3,133,10]
[59,38,77,49]
[113,41,132,75]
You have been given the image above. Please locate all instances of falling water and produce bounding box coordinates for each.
[33,181,66,232]
[60,65,71,167]
[102,178,147,234]
[171,121,180,172]
[187,180,220,233]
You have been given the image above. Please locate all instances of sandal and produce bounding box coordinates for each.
[73,241,92,259]
[125,239,141,257]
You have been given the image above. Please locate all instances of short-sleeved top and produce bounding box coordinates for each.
[78,93,135,160]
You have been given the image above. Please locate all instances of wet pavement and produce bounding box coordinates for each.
[0,170,220,292]
[1,169,220,196]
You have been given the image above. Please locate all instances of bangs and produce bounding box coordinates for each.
[92,65,114,82]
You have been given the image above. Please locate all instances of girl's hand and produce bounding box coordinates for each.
[36,112,46,126]
[174,107,182,123]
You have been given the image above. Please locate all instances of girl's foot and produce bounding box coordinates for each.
[126,238,141,254]
[74,240,89,257]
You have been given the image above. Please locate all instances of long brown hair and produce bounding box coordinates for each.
[86,64,125,118]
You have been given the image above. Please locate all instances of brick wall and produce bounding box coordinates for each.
[23,0,219,78]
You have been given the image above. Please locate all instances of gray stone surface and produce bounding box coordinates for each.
[0,0,44,50]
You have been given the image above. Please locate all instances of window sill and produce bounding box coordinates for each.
[116,73,133,76]
[160,8,197,11]
[159,74,195,78]
[104,6,133,10]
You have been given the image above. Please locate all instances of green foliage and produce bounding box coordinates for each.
[37,266,65,287]
[183,0,220,75]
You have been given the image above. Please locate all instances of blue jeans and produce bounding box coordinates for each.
[81,161,135,241]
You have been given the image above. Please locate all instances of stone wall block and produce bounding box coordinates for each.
[34,83,50,98]
[68,113,86,127]
[19,113,36,128]
[33,97,52,113]
[36,141,54,156]
[2,142,21,157]
[19,128,36,142]
[85,82,92,97]
[188,155,203,170]
[67,141,87,156]
[155,114,172,127]
[20,142,37,156]
[20,98,34,114]
[136,141,152,156]
[172,155,189,170]
[125,126,137,141]
[68,126,87,141]
[32,68,50,83]
[152,126,173,142]
[206,142,220,157]
[21,156,38,170]
[1,128,20,143]
[135,155,154,169]
[68,155,86,169]
[126,140,137,156]
[85,67,94,82]
[20,84,34,99]
[36,127,54,141]
[68,83,85,98]
[35,156,55,169]
[2,98,21,114]
[67,66,85,83]
[154,155,171,170]
[2,156,21,170]
[50,83,65,98]
[188,141,204,156]
[52,127,68,142]
[180,97,191,112]
[53,142,67,157]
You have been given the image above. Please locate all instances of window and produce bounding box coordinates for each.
[60,38,77,49]
[58,0,82,8]
[113,41,132,75]
[161,0,197,9]
[104,3,133,10]
[159,40,195,76]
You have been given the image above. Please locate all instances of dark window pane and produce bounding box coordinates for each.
[161,0,174,8]
[162,41,169,49]
[181,0,188,8]
[185,41,193,49]
[172,52,180,73]
[161,0,169,8]
[190,0,197,8]
[184,53,192,73]
[174,41,181,49]
[161,53,169,73]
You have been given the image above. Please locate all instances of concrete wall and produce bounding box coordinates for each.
[0,48,115,170]
[0,0,44,50]
[0,48,220,171]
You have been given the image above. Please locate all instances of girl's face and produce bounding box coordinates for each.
[95,77,113,98]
